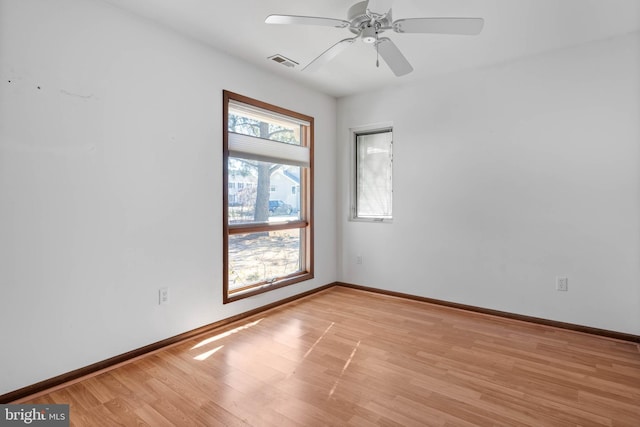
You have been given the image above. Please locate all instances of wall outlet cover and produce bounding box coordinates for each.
[159,287,169,304]
[556,276,569,292]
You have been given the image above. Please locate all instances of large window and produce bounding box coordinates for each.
[354,128,393,220]
[223,91,313,303]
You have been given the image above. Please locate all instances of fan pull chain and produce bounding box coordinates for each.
[375,30,380,67]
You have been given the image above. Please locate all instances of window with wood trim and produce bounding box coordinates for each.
[223,91,313,303]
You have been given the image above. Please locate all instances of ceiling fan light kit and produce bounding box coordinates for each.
[265,0,483,77]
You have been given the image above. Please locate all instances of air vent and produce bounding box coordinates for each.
[268,54,299,68]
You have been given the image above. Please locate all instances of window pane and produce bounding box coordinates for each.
[228,157,301,225]
[228,230,302,292]
[229,101,303,146]
[356,130,393,219]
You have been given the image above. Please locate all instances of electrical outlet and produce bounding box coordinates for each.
[556,276,568,292]
[356,255,363,265]
[159,287,169,304]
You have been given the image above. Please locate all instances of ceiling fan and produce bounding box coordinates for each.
[265,0,484,77]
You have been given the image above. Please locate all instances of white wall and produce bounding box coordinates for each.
[338,33,640,335]
[0,0,337,395]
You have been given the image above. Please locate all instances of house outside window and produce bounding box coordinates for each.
[223,91,314,303]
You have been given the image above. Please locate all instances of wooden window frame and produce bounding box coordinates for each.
[223,91,314,303]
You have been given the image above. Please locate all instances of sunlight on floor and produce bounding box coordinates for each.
[191,319,263,350]
[194,345,224,361]
[303,322,335,359]
[329,340,361,398]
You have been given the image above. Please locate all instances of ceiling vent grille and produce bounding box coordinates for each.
[268,54,299,68]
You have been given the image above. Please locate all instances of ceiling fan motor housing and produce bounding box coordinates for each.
[348,1,392,36]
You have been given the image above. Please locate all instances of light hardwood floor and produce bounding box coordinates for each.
[24,287,640,426]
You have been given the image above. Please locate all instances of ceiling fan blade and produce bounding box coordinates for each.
[393,18,484,35]
[303,37,357,72]
[365,0,394,14]
[375,37,413,76]
[265,14,350,28]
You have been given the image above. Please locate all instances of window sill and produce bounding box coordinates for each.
[224,272,314,304]
[349,217,393,224]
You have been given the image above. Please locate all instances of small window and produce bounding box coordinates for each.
[354,128,393,220]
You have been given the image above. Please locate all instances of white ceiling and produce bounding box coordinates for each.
[101,0,640,98]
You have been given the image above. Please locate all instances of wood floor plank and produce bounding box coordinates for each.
[20,287,640,426]
[133,403,174,427]
[104,397,149,426]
